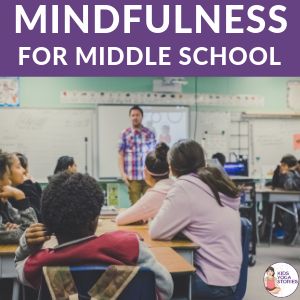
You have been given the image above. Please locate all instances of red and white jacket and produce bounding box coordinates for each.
[15,230,173,299]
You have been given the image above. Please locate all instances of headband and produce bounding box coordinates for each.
[145,166,169,177]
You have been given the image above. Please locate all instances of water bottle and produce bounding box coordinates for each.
[259,166,265,188]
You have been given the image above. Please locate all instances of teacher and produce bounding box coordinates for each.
[118,105,156,205]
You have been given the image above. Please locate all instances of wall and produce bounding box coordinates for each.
[13,77,300,207]
[20,77,300,112]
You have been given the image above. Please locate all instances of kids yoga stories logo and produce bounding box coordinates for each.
[264,262,299,297]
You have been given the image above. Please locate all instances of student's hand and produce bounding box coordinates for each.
[25,223,51,247]
[0,185,25,200]
[4,222,19,231]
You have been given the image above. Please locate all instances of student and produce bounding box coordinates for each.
[270,154,300,243]
[15,172,173,300]
[149,139,242,299]
[116,143,173,225]
[11,153,42,220]
[0,152,37,244]
[271,154,299,189]
[53,155,77,175]
[7,153,41,220]
[264,266,281,294]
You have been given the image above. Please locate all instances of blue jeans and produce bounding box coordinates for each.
[192,274,236,299]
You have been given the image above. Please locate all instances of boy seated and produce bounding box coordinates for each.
[15,172,173,299]
[270,154,299,243]
[271,154,300,190]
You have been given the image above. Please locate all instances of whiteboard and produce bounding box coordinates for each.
[0,108,95,182]
[250,119,300,174]
[97,105,189,178]
[194,112,231,159]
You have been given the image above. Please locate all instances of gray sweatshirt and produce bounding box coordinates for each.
[0,198,37,244]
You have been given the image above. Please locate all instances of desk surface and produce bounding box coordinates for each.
[97,219,199,250]
[256,187,300,194]
[0,220,199,255]
[0,244,195,275]
[151,247,195,274]
[0,244,17,255]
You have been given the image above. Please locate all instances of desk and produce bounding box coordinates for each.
[0,243,195,300]
[152,247,195,300]
[97,219,199,264]
[97,219,198,300]
[256,188,300,246]
[0,244,20,300]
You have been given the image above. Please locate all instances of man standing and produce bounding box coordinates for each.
[118,105,156,205]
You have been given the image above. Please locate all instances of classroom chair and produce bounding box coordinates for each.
[37,265,156,300]
[205,217,252,300]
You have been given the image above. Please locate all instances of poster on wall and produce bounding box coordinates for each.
[0,77,19,106]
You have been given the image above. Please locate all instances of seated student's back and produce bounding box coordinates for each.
[116,142,173,225]
[15,172,173,299]
[150,139,242,299]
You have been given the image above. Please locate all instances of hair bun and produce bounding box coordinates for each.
[155,142,169,161]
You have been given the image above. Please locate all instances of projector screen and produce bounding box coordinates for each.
[97,105,189,178]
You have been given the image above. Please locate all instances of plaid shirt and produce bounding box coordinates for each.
[118,126,156,180]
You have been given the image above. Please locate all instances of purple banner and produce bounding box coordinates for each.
[0,0,299,76]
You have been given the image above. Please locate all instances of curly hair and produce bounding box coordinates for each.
[41,172,104,240]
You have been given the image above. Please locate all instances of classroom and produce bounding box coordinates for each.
[1,77,300,300]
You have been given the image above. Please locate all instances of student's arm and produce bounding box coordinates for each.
[15,224,50,287]
[149,184,192,240]
[283,171,300,190]
[137,239,173,300]
[0,225,23,244]
[7,198,38,228]
[0,201,38,244]
[0,185,25,200]
[116,190,158,225]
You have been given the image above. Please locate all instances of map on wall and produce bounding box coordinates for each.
[0,77,19,106]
